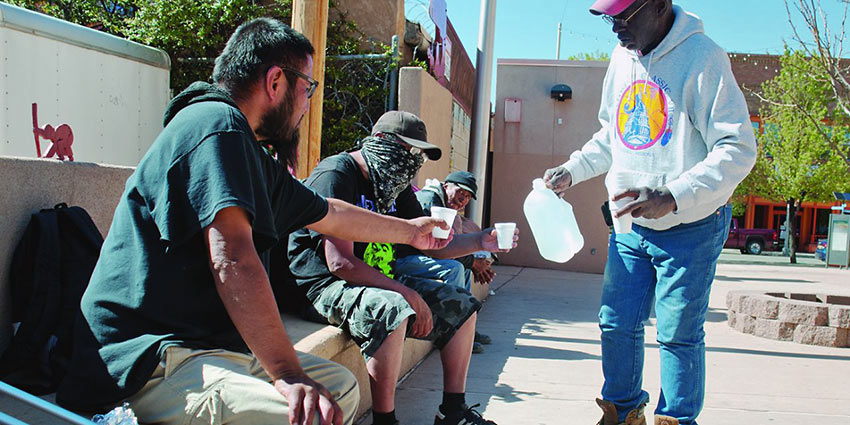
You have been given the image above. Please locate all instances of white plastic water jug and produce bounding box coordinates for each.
[523,178,584,263]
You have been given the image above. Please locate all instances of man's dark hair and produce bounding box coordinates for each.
[213,18,315,101]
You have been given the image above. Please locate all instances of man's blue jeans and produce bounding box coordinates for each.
[393,255,471,291]
[599,205,731,424]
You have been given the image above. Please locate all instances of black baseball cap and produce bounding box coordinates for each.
[371,111,442,161]
[445,171,478,199]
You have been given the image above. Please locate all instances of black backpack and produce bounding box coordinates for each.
[0,203,103,394]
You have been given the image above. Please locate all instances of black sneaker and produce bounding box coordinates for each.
[434,403,496,425]
[474,331,492,345]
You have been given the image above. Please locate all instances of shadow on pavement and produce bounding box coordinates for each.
[714,274,813,283]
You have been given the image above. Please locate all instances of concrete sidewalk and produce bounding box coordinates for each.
[382,263,850,424]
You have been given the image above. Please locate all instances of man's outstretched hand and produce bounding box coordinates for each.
[480,227,518,252]
[408,216,453,250]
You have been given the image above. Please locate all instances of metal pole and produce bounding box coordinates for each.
[467,0,497,226]
[0,381,95,424]
[0,411,28,425]
[556,22,562,60]
[388,35,399,111]
[783,200,791,256]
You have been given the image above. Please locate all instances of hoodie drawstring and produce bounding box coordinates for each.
[643,50,655,96]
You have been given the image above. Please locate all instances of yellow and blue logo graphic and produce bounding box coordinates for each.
[617,80,673,150]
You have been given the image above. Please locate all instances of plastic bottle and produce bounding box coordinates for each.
[523,178,584,263]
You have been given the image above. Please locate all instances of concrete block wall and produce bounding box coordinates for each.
[449,102,471,174]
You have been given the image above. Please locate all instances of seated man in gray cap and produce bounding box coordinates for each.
[287,111,515,425]
[394,171,496,353]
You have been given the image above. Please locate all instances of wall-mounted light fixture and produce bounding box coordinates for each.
[550,84,572,101]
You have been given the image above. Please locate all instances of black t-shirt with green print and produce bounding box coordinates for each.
[57,95,328,411]
[287,153,425,301]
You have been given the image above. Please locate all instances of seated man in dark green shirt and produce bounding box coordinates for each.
[288,111,517,425]
[56,19,450,425]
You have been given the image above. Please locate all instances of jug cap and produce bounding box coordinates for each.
[532,178,546,190]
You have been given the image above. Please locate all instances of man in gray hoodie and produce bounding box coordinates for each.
[542,1,756,424]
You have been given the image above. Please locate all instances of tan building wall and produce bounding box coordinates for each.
[491,59,610,274]
[334,0,404,51]
[398,66,453,188]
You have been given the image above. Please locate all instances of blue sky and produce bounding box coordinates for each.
[406,0,850,70]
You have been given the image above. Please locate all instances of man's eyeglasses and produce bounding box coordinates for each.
[601,0,648,26]
[279,66,319,99]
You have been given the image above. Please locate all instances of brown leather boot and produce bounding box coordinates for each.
[654,416,679,425]
[595,398,647,425]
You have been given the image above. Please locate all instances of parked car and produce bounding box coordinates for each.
[815,238,828,261]
[724,218,780,255]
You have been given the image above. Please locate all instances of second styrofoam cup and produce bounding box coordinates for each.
[495,222,516,249]
[430,206,457,239]
[609,198,633,234]
[608,171,634,234]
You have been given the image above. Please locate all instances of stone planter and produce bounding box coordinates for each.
[726,291,850,347]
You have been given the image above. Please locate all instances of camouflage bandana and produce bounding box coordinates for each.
[359,136,424,214]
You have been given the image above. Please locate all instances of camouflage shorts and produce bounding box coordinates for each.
[310,275,481,360]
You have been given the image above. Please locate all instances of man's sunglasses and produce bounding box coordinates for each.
[377,132,427,160]
[600,0,648,26]
[279,66,319,99]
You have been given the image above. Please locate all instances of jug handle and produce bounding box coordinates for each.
[532,178,560,200]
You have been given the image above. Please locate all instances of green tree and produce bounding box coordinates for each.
[4,0,135,34]
[125,0,292,91]
[735,49,850,262]
[321,9,397,157]
[786,0,850,140]
[566,50,610,61]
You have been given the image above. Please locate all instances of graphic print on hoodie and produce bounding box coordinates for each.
[618,79,674,151]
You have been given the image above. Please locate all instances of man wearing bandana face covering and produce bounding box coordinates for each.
[288,111,516,425]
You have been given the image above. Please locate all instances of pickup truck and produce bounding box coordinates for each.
[724,218,779,255]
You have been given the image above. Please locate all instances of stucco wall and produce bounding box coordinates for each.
[0,157,133,353]
[334,0,404,51]
[491,59,610,274]
[398,67,453,188]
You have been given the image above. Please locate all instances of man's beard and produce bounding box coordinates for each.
[256,90,300,169]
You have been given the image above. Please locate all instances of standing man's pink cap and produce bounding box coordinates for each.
[589,0,637,16]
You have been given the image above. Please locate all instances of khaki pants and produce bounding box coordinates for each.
[126,346,359,425]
